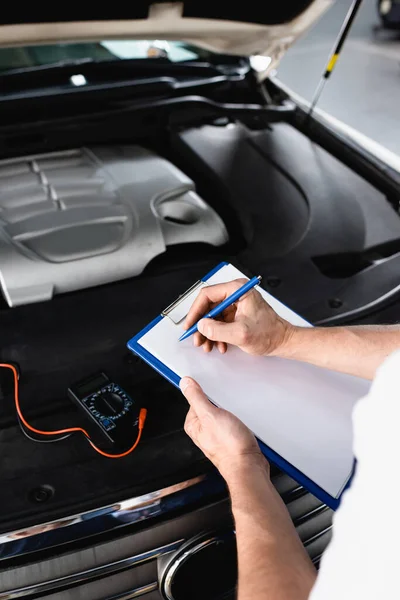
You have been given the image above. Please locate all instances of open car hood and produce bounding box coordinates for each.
[0,1,331,77]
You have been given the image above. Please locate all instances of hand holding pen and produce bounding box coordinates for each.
[180,276,293,356]
[179,276,261,342]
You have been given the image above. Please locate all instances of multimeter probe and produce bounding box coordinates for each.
[0,363,147,458]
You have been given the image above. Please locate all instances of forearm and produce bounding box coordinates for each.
[277,324,400,380]
[223,457,316,600]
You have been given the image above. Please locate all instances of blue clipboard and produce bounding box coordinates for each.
[127,261,346,510]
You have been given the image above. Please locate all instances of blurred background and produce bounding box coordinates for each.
[0,2,398,155]
[277,0,400,155]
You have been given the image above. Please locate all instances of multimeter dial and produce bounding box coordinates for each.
[92,390,124,416]
[68,373,138,445]
[86,384,133,430]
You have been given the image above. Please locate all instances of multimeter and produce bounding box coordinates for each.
[68,372,140,447]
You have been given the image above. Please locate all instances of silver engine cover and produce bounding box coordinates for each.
[0,146,228,306]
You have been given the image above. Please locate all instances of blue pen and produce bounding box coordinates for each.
[179,275,262,342]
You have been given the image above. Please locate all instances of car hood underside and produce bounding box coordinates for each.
[0,0,332,78]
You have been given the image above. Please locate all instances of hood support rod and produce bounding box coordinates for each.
[308,0,363,117]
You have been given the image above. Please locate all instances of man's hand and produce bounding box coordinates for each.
[180,376,265,480]
[181,377,316,600]
[184,279,293,356]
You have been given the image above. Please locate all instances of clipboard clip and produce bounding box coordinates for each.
[162,280,207,324]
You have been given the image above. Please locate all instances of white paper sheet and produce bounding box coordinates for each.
[139,264,371,498]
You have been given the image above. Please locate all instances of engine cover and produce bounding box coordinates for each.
[0,146,228,306]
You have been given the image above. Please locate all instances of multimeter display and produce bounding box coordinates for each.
[68,372,139,446]
[75,373,109,398]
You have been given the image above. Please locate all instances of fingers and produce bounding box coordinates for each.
[193,333,226,353]
[202,339,213,353]
[193,331,204,347]
[185,279,247,329]
[217,341,227,354]
[198,318,250,346]
[180,377,216,417]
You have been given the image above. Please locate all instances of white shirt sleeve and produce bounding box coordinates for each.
[309,350,400,600]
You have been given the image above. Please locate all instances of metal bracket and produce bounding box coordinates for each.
[162,280,207,324]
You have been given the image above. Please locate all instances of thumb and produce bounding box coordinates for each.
[180,377,216,417]
[198,318,246,346]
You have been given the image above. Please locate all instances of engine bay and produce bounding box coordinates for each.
[1,118,400,532]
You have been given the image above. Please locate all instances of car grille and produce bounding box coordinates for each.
[0,468,332,599]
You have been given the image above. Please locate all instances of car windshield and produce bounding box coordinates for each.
[0,40,207,73]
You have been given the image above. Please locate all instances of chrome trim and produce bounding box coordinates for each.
[304,525,332,548]
[0,541,181,600]
[0,472,226,560]
[312,553,323,566]
[107,583,158,599]
[281,485,307,503]
[163,538,214,600]
[162,532,236,600]
[293,504,329,527]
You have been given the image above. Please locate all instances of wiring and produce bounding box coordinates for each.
[0,363,147,458]
[17,414,72,443]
